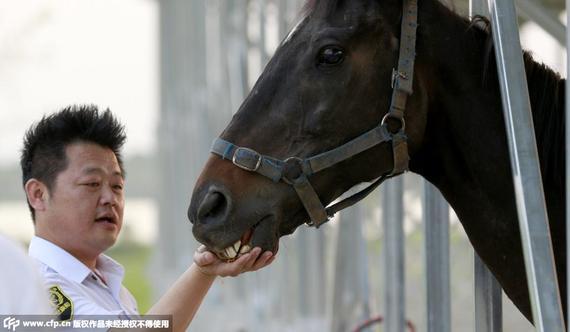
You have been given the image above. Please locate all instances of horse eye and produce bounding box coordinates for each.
[317,46,345,67]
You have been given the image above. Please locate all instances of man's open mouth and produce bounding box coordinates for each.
[95,216,116,225]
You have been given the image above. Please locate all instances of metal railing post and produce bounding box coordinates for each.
[383,177,406,332]
[470,2,504,331]
[565,0,570,321]
[331,206,371,332]
[424,182,450,332]
[487,0,565,330]
[474,255,503,332]
[470,0,488,17]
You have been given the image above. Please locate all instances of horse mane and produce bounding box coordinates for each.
[523,52,566,192]
[470,15,565,192]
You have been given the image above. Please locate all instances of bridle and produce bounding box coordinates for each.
[210,0,418,228]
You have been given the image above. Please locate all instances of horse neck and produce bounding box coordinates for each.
[408,3,566,319]
[409,0,566,260]
[410,2,513,209]
[411,0,565,217]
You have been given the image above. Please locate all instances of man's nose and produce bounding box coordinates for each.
[100,184,119,206]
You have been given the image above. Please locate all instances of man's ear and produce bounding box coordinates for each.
[24,179,50,212]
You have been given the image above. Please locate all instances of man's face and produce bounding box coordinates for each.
[38,142,125,258]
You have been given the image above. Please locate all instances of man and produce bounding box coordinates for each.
[21,105,274,331]
[0,233,52,314]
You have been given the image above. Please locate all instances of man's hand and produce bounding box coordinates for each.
[147,246,275,329]
[193,245,275,277]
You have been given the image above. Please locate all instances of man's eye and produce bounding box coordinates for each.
[84,183,100,187]
[113,185,123,191]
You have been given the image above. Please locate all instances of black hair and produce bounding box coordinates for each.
[20,104,126,221]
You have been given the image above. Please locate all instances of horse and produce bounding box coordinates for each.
[188,0,566,324]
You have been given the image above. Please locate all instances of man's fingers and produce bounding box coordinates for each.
[193,249,216,267]
[251,251,274,271]
[196,245,208,253]
[219,248,262,277]
[233,248,262,272]
[264,255,276,268]
[196,247,275,277]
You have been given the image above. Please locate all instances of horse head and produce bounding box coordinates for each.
[189,0,431,260]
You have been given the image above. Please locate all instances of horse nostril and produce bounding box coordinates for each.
[197,190,229,222]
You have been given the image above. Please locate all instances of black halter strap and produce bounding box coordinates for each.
[210,0,418,228]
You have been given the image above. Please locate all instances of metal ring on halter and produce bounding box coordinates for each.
[381,113,406,133]
[282,157,305,185]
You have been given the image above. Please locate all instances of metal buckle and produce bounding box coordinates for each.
[232,147,262,172]
[391,68,408,89]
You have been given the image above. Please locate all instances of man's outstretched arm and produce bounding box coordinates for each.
[146,247,274,332]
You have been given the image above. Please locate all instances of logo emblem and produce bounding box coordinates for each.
[49,285,73,321]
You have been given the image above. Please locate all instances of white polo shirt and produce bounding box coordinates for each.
[28,236,139,320]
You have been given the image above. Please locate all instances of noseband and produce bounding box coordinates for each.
[211,0,418,228]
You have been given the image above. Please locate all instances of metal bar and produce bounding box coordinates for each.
[424,182,450,332]
[565,0,570,321]
[469,2,503,331]
[487,0,565,330]
[278,0,289,39]
[470,0,489,17]
[474,254,503,332]
[224,0,250,111]
[383,177,406,332]
[515,0,565,46]
[298,229,327,317]
[331,206,371,332]
[297,228,309,315]
[259,0,269,66]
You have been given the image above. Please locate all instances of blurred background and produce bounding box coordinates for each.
[0,0,566,331]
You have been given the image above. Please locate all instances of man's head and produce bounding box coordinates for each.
[21,105,126,258]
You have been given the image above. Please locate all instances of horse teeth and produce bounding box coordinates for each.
[233,240,241,252]
[239,244,251,254]
[225,246,237,258]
